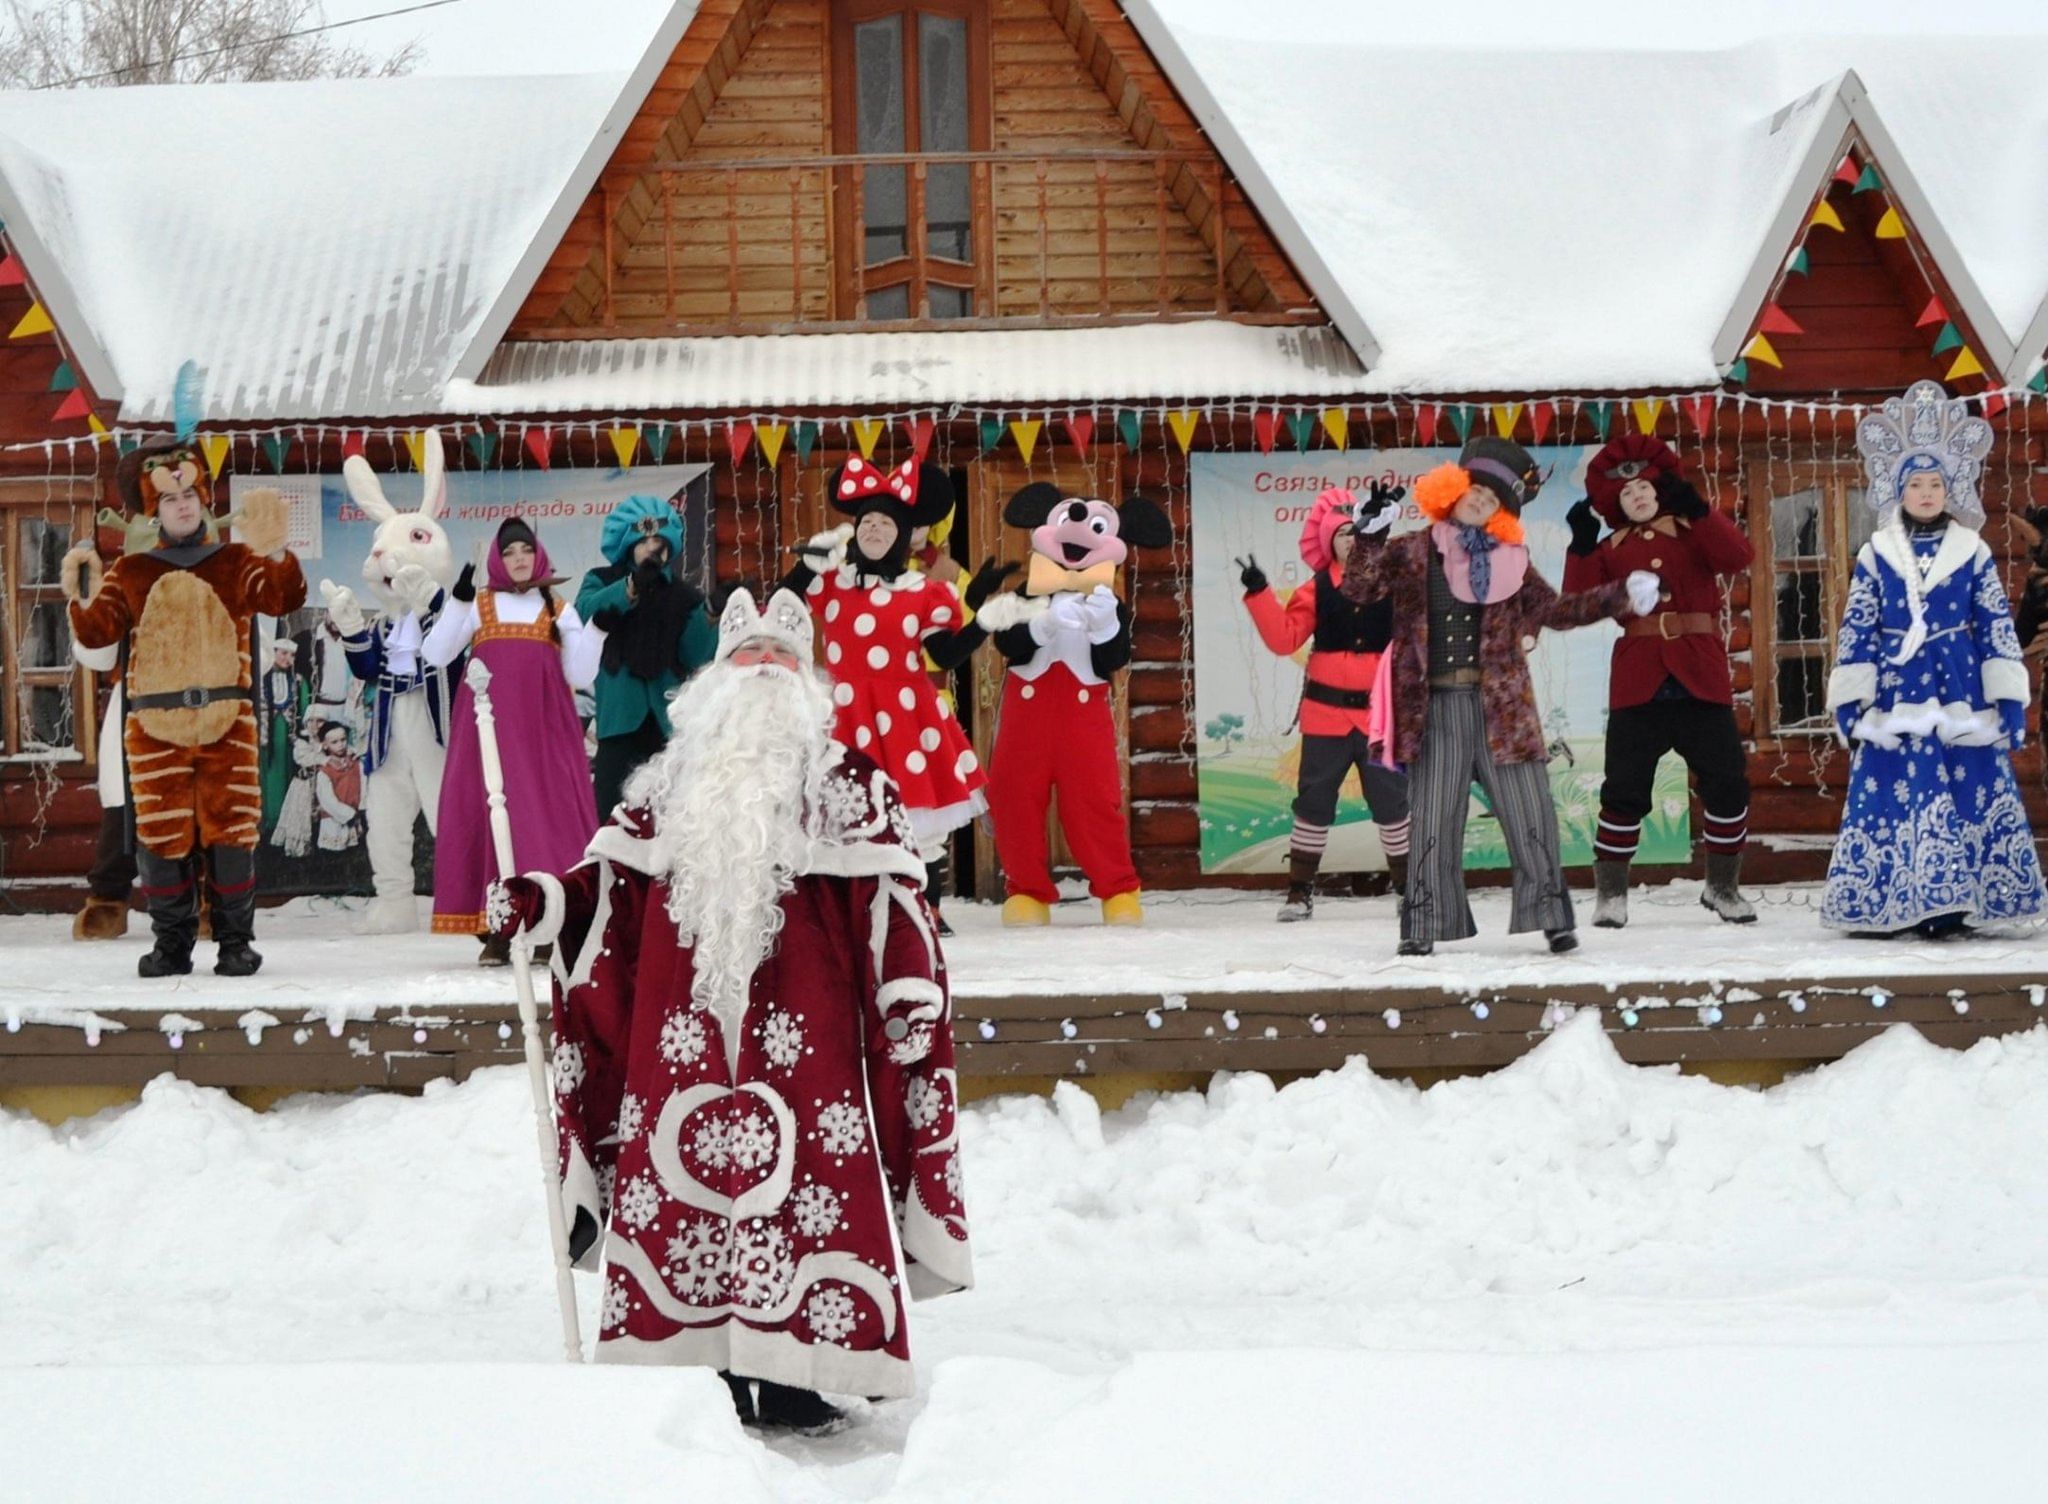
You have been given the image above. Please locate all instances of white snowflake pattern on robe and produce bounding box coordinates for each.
[759,1009,804,1070]
[816,1099,866,1157]
[601,1278,632,1333]
[729,1109,776,1170]
[943,1150,963,1203]
[615,1174,661,1232]
[613,1092,644,1145]
[691,1115,736,1170]
[791,1181,843,1240]
[659,1011,708,1067]
[551,1040,586,1096]
[664,1215,729,1303]
[819,774,871,836]
[804,1286,858,1345]
[731,1220,796,1309]
[904,1075,943,1131]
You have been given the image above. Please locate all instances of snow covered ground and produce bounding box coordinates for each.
[5,1016,2048,1500]
[3,880,2042,1029]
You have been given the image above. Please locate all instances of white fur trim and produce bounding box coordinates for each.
[876,976,944,1018]
[973,592,1047,632]
[71,638,118,673]
[1865,523,1984,666]
[1825,662,1877,710]
[522,870,566,950]
[1848,699,2004,750]
[1984,656,2030,706]
[595,1319,916,1399]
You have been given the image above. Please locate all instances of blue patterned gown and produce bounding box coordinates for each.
[1821,519,2044,931]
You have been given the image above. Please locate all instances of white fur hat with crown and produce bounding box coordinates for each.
[715,587,815,664]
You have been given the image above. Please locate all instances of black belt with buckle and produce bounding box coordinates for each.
[1301,681,1373,711]
[128,686,253,712]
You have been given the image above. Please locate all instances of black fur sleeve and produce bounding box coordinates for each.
[922,621,988,671]
[1088,601,1135,678]
[991,623,1039,665]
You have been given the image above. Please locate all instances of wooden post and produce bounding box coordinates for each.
[853,162,868,320]
[911,157,930,319]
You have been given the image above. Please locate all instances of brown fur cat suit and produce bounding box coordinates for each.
[65,442,304,975]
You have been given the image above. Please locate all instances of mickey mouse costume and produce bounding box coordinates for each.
[1561,435,1756,926]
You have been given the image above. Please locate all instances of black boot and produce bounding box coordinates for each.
[750,1378,847,1434]
[721,1371,758,1423]
[206,846,263,976]
[1386,852,1409,901]
[923,857,954,937]
[1278,849,1318,922]
[134,849,199,978]
[1546,929,1579,954]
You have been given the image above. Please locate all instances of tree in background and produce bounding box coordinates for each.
[0,0,422,87]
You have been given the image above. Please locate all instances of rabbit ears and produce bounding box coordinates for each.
[343,431,446,523]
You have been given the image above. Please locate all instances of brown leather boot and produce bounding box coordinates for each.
[72,894,130,941]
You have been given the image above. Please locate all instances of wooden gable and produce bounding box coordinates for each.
[0,239,107,473]
[507,0,1322,336]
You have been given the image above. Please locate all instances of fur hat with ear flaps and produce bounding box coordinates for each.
[116,440,214,521]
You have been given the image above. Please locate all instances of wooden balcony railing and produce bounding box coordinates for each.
[555,149,1318,337]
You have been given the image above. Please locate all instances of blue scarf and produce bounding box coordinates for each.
[1456,524,1498,605]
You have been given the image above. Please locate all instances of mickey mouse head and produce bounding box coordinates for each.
[1003,482,1173,570]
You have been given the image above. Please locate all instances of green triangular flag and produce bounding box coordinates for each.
[1447,404,1476,441]
[1586,400,1616,439]
[465,430,499,468]
[1284,410,1314,451]
[260,434,290,473]
[49,360,75,392]
[1116,409,1143,450]
[116,433,139,455]
[1788,245,1810,277]
[2031,369,2048,395]
[642,423,673,465]
[793,421,820,464]
[1726,358,1749,385]
[1853,164,1882,194]
[979,416,1005,451]
[1931,321,1965,355]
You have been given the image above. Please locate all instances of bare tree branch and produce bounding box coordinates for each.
[0,0,425,87]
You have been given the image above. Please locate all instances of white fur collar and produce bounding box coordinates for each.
[1866,518,1982,596]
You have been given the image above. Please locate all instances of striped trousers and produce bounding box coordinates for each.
[1401,689,1574,943]
[125,710,264,861]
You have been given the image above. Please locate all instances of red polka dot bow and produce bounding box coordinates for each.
[837,456,918,505]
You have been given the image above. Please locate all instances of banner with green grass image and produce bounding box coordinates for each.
[1190,448,1691,874]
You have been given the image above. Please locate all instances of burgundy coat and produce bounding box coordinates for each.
[1341,529,1630,766]
[1561,510,1751,708]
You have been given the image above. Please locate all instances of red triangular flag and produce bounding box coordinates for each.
[1251,409,1279,453]
[1756,304,1804,336]
[1682,393,1717,433]
[1415,404,1440,446]
[1983,391,2010,420]
[1832,155,1859,185]
[1527,400,1555,445]
[902,415,935,462]
[0,255,24,287]
[524,426,552,470]
[725,419,755,469]
[1916,296,1948,329]
[51,388,89,421]
[341,430,366,462]
[1062,413,1094,457]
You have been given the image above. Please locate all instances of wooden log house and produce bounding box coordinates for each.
[1,6,2047,1095]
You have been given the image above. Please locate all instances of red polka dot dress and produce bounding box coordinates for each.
[806,565,988,847]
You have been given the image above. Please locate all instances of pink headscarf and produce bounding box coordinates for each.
[485,517,556,594]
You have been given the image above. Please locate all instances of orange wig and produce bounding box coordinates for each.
[1412,462,1525,545]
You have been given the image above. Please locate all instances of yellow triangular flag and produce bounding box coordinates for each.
[1810,200,1844,232]
[1631,398,1665,435]
[1743,333,1783,369]
[1491,403,1523,438]
[87,414,108,438]
[1945,346,1985,381]
[608,426,639,470]
[1009,418,1043,466]
[851,418,886,459]
[9,301,53,339]
[1319,408,1348,450]
[200,433,231,478]
[1165,409,1200,453]
[1874,206,1906,240]
[402,431,427,473]
[756,421,789,467]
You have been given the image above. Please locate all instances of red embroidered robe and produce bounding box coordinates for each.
[524,744,971,1398]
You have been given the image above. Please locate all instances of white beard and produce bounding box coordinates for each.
[622,661,836,1033]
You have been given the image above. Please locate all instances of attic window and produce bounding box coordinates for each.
[832,1,989,322]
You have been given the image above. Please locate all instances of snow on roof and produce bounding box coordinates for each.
[0,72,625,421]
[1132,21,2048,392]
[451,322,1368,413]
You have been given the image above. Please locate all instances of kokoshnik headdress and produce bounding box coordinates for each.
[1854,379,1995,528]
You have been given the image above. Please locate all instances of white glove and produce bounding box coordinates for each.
[1031,593,1087,645]
[1624,570,1661,617]
[800,523,853,573]
[320,579,366,635]
[388,564,436,610]
[1080,586,1121,642]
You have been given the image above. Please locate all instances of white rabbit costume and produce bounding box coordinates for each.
[319,434,461,933]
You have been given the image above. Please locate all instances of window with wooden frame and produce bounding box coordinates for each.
[0,481,98,759]
[1750,463,1874,736]
[830,0,990,322]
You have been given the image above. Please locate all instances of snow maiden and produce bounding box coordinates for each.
[1821,380,2044,937]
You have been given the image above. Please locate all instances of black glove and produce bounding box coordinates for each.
[630,558,667,600]
[1566,499,1603,557]
[964,556,1021,612]
[2025,506,2048,569]
[1665,481,1709,521]
[1236,554,1268,595]
[1355,484,1401,534]
[452,561,477,603]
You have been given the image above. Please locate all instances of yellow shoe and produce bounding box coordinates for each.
[1101,890,1144,926]
[1001,895,1052,927]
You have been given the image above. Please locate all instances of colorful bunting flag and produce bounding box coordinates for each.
[1832,156,1859,186]
[1414,404,1440,446]
[1063,413,1095,457]
[1165,409,1199,453]
[1631,398,1665,435]
[1945,347,1985,381]
[1527,401,1555,445]
[644,422,674,465]
[402,430,428,473]
[1010,418,1043,465]
[1931,322,1965,356]
[1874,206,1906,240]
[8,301,52,339]
[200,433,231,478]
[1786,246,1810,277]
[2031,369,2048,396]
[608,426,639,470]
[1810,201,1844,233]
[757,421,789,467]
[793,421,820,464]
[979,416,1005,452]
[466,430,499,468]
[1982,391,2010,420]
[1447,404,1475,442]
[524,426,553,470]
[1682,393,1717,434]
[0,253,23,287]
[342,431,366,462]
[1916,297,1948,328]
[1285,410,1314,451]
[1251,409,1279,454]
[1757,304,1804,336]
[1491,404,1522,439]
[261,433,291,473]
[48,360,74,392]
[1743,333,1783,369]
[51,388,89,422]
[1853,164,1883,194]
[1116,409,1143,450]
[1318,408,1348,451]
[902,414,935,462]
[1585,401,1616,440]
[1726,358,1750,385]
[725,419,755,469]
[850,418,885,459]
